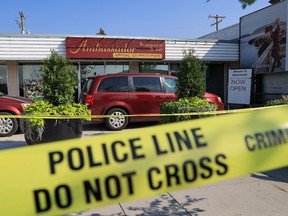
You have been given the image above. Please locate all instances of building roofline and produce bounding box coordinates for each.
[0,32,238,44]
[198,23,239,38]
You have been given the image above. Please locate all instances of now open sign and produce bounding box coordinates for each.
[227,69,252,105]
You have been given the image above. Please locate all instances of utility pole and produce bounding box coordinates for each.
[208,15,226,31]
[16,11,27,34]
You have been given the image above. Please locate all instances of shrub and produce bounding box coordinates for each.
[23,100,91,127]
[176,50,206,98]
[22,100,91,140]
[266,95,288,106]
[160,97,217,124]
[41,50,78,106]
[160,50,211,124]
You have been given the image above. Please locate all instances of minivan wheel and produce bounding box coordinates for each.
[0,112,19,137]
[105,108,129,131]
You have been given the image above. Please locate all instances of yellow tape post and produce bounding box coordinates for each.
[0,106,288,215]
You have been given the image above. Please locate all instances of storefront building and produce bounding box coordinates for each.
[201,0,288,105]
[0,33,238,103]
[240,0,288,104]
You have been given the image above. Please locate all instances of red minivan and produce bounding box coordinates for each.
[80,73,224,130]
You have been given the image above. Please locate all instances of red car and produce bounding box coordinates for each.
[204,92,224,110]
[0,92,33,137]
[80,74,224,130]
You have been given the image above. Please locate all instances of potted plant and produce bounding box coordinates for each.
[22,50,91,145]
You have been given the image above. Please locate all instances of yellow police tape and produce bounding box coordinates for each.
[0,105,282,119]
[0,105,288,215]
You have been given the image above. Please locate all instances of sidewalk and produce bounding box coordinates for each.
[1,122,288,215]
[75,172,288,216]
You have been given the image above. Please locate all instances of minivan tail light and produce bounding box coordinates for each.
[217,96,222,103]
[20,102,31,110]
[85,94,94,105]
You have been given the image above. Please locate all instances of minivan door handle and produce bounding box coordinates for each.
[155,95,162,99]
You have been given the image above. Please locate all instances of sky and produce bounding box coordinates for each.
[1,0,271,39]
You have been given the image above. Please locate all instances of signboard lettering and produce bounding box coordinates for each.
[66,37,165,59]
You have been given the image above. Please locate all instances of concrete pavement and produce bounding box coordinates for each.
[0,122,288,215]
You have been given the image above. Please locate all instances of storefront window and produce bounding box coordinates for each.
[18,64,43,100]
[80,64,104,89]
[0,65,8,94]
[169,63,180,76]
[80,63,129,89]
[139,63,168,74]
[105,63,129,74]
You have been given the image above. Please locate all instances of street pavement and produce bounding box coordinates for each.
[0,122,288,216]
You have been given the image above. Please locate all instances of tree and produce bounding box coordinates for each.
[206,0,257,8]
[239,0,257,8]
[176,50,206,99]
[41,50,78,106]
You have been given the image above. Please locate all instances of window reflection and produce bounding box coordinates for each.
[105,64,129,74]
[80,63,129,89]
[133,77,161,92]
[139,63,168,74]
[80,64,104,89]
[98,77,129,92]
[169,63,180,76]
[0,65,8,94]
[18,64,43,100]
[163,77,177,93]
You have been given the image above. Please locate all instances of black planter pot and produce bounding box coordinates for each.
[24,119,82,145]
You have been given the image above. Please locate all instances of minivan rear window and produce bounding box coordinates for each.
[98,76,129,92]
[82,79,94,93]
[133,77,161,92]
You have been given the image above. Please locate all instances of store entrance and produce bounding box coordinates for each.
[206,64,224,101]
